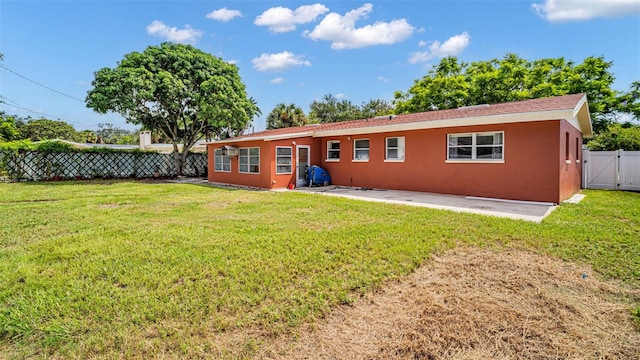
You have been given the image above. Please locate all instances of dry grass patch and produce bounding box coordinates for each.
[259,248,640,360]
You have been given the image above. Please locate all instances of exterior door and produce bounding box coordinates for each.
[296,145,310,187]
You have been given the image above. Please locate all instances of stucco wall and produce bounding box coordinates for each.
[320,121,564,203]
[558,119,583,202]
[207,137,320,189]
[207,139,271,188]
[208,120,584,203]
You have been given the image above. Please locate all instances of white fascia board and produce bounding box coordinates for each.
[204,139,236,145]
[572,94,587,118]
[572,95,593,138]
[313,110,577,137]
[259,132,314,141]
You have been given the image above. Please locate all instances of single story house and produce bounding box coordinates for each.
[206,93,592,204]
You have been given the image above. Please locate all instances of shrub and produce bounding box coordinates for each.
[587,123,640,151]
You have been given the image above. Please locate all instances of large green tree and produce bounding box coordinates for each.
[394,54,623,134]
[359,98,395,119]
[0,112,20,142]
[617,81,640,122]
[18,118,78,141]
[308,94,393,123]
[266,103,309,129]
[86,42,260,174]
[95,123,136,144]
[309,94,361,123]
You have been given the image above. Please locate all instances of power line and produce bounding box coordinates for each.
[0,64,85,103]
[0,95,67,121]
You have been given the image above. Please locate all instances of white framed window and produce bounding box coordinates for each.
[275,146,292,174]
[447,132,503,161]
[214,149,231,172]
[239,147,260,174]
[353,139,369,161]
[326,140,340,161]
[385,137,405,161]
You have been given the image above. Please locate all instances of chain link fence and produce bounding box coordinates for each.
[0,150,208,181]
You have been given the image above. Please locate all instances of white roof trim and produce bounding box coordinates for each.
[572,94,593,138]
[206,131,313,144]
[572,94,587,118]
[260,132,314,141]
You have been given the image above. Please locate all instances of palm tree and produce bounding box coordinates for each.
[266,103,308,129]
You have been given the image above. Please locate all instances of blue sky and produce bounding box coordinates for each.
[1,0,639,132]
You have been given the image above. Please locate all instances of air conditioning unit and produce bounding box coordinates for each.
[220,145,238,157]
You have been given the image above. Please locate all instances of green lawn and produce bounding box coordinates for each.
[0,181,638,358]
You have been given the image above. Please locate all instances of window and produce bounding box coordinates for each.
[213,149,231,172]
[385,137,405,161]
[447,132,503,161]
[353,139,369,161]
[239,147,260,173]
[275,146,292,174]
[327,140,340,160]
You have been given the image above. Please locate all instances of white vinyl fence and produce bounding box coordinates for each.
[583,149,640,191]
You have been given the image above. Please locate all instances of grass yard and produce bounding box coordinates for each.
[0,180,638,359]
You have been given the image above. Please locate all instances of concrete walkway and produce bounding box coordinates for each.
[294,186,557,222]
[167,178,557,222]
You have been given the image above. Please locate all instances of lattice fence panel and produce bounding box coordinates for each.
[0,151,207,181]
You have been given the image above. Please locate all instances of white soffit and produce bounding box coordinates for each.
[573,95,593,138]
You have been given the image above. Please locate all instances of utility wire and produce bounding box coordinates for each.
[1,95,67,121]
[0,64,85,103]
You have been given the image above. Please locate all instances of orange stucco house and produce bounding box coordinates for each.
[207,94,592,204]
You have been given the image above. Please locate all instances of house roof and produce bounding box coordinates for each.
[211,93,592,144]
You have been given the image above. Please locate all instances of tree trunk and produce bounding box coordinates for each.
[180,149,191,177]
[172,142,182,176]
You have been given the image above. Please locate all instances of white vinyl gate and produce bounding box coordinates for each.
[583,150,640,191]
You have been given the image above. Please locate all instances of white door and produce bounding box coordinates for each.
[584,150,618,189]
[296,145,310,187]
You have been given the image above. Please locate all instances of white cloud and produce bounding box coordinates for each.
[335,93,347,99]
[251,51,312,72]
[227,59,238,65]
[304,3,415,49]
[532,0,640,21]
[146,20,202,44]
[270,77,285,84]
[377,76,390,82]
[206,7,242,22]
[408,32,470,64]
[418,40,427,47]
[255,3,329,33]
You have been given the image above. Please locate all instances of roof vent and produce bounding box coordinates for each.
[457,104,490,110]
[373,114,396,120]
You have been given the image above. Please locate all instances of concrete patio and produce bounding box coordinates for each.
[294,186,558,222]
